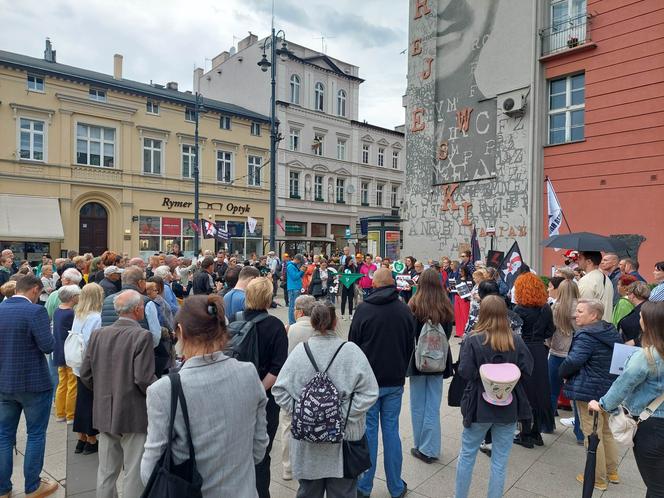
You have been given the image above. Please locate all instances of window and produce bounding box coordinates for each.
[336,178,345,203]
[362,144,369,164]
[181,144,195,178]
[146,101,159,115]
[313,134,324,156]
[290,74,301,104]
[376,184,384,207]
[27,75,44,92]
[361,181,369,206]
[76,124,115,167]
[89,89,106,102]
[19,118,45,161]
[314,175,324,201]
[337,90,346,117]
[548,73,585,145]
[285,221,306,235]
[289,128,300,151]
[289,171,300,198]
[220,115,231,130]
[336,139,346,160]
[251,122,261,136]
[185,108,196,122]
[139,216,196,259]
[311,223,327,237]
[314,82,325,112]
[391,185,399,207]
[549,0,587,53]
[143,138,162,174]
[217,150,232,183]
[392,151,399,169]
[378,147,385,167]
[248,155,262,186]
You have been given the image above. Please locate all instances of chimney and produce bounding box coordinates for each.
[113,54,123,80]
[212,51,230,68]
[44,38,56,63]
[193,67,204,93]
[238,32,258,51]
[166,81,179,91]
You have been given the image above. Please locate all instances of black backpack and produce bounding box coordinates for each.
[291,342,346,443]
[224,312,269,368]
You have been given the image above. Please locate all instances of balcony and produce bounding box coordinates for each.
[540,14,592,58]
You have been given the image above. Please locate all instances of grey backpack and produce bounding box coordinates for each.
[414,320,449,373]
[291,342,346,443]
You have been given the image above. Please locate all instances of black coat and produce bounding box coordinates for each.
[618,302,643,345]
[192,270,214,295]
[99,277,121,298]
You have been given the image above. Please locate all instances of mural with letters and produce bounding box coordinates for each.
[403,0,535,263]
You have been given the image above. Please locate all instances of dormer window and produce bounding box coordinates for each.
[89,89,107,102]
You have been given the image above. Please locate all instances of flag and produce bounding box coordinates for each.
[275,216,285,233]
[247,216,258,235]
[547,178,563,237]
[471,226,481,264]
[215,222,229,241]
[498,241,523,291]
[202,220,217,239]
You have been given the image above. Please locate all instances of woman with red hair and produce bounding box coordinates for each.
[513,272,555,447]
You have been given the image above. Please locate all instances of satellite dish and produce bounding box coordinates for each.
[347,184,356,194]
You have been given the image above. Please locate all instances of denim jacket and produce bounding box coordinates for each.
[599,347,664,418]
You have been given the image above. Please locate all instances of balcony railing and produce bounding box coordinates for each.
[540,14,590,57]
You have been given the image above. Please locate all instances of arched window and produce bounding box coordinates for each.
[314,82,325,111]
[337,89,346,117]
[290,74,300,104]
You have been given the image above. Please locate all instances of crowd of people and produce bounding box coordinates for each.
[0,243,663,498]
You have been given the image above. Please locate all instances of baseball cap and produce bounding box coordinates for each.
[104,265,124,276]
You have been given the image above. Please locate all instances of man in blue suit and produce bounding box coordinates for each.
[0,274,59,498]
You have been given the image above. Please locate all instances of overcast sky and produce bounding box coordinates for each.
[0,0,408,128]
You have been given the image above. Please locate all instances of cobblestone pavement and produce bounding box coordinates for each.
[10,299,644,497]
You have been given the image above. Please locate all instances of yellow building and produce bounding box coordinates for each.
[0,42,271,262]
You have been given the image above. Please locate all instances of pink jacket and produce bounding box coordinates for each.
[359,263,377,289]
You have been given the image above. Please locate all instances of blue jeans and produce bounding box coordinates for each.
[358,386,406,497]
[287,289,300,324]
[0,390,52,495]
[409,375,443,458]
[455,422,517,498]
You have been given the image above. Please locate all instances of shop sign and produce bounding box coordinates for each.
[161,217,181,236]
[162,197,252,215]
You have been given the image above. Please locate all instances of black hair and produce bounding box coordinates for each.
[549,276,565,290]
[478,280,500,300]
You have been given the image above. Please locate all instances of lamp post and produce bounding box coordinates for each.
[193,92,207,256]
[258,29,292,251]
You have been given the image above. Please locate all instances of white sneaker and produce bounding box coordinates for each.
[55,417,66,423]
[560,417,575,427]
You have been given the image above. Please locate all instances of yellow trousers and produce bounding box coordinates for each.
[577,401,619,484]
[55,366,77,420]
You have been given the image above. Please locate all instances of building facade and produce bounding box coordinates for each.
[195,34,405,257]
[0,42,271,262]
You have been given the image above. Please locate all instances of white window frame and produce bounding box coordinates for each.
[27,74,44,92]
[336,139,346,160]
[314,82,325,112]
[216,150,233,183]
[247,155,262,187]
[143,137,163,175]
[181,144,195,179]
[290,74,301,104]
[392,151,399,169]
[289,128,300,151]
[89,88,107,102]
[337,90,347,117]
[251,122,261,136]
[313,134,324,156]
[76,123,116,168]
[220,115,232,130]
[361,181,369,205]
[184,108,196,122]
[378,147,385,167]
[362,144,370,164]
[314,175,324,201]
[146,101,160,115]
[548,73,585,145]
[391,185,399,208]
[18,118,46,162]
[336,178,345,203]
[289,171,300,198]
[376,183,384,207]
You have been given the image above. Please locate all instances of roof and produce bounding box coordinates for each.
[286,52,364,83]
[0,50,269,123]
[351,120,404,137]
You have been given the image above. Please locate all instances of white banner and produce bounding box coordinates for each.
[547,178,563,237]
[247,216,258,235]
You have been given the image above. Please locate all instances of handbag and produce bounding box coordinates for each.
[141,373,203,498]
[342,393,371,479]
[608,392,664,447]
[447,360,467,407]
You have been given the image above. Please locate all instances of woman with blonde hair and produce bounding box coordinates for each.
[71,283,104,455]
[455,296,533,498]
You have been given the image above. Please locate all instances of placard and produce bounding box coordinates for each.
[610,343,640,375]
[455,281,472,300]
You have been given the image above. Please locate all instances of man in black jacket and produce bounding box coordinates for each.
[192,256,215,295]
[349,268,415,498]
[99,266,123,297]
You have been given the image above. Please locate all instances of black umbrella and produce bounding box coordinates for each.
[582,412,600,498]
[542,232,629,254]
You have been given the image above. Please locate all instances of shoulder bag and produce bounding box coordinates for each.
[141,373,203,498]
[342,392,372,478]
[608,392,664,448]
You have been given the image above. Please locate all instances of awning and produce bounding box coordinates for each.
[0,194,64,240]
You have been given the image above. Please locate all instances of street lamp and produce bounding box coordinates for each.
[193,92,207,256]
[258,29,292,252]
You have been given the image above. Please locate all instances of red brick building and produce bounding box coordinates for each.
[540,0,664,276]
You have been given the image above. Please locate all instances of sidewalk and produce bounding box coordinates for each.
[13,300,644,497]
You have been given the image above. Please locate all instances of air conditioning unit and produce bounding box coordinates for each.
[499,93,526,116]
